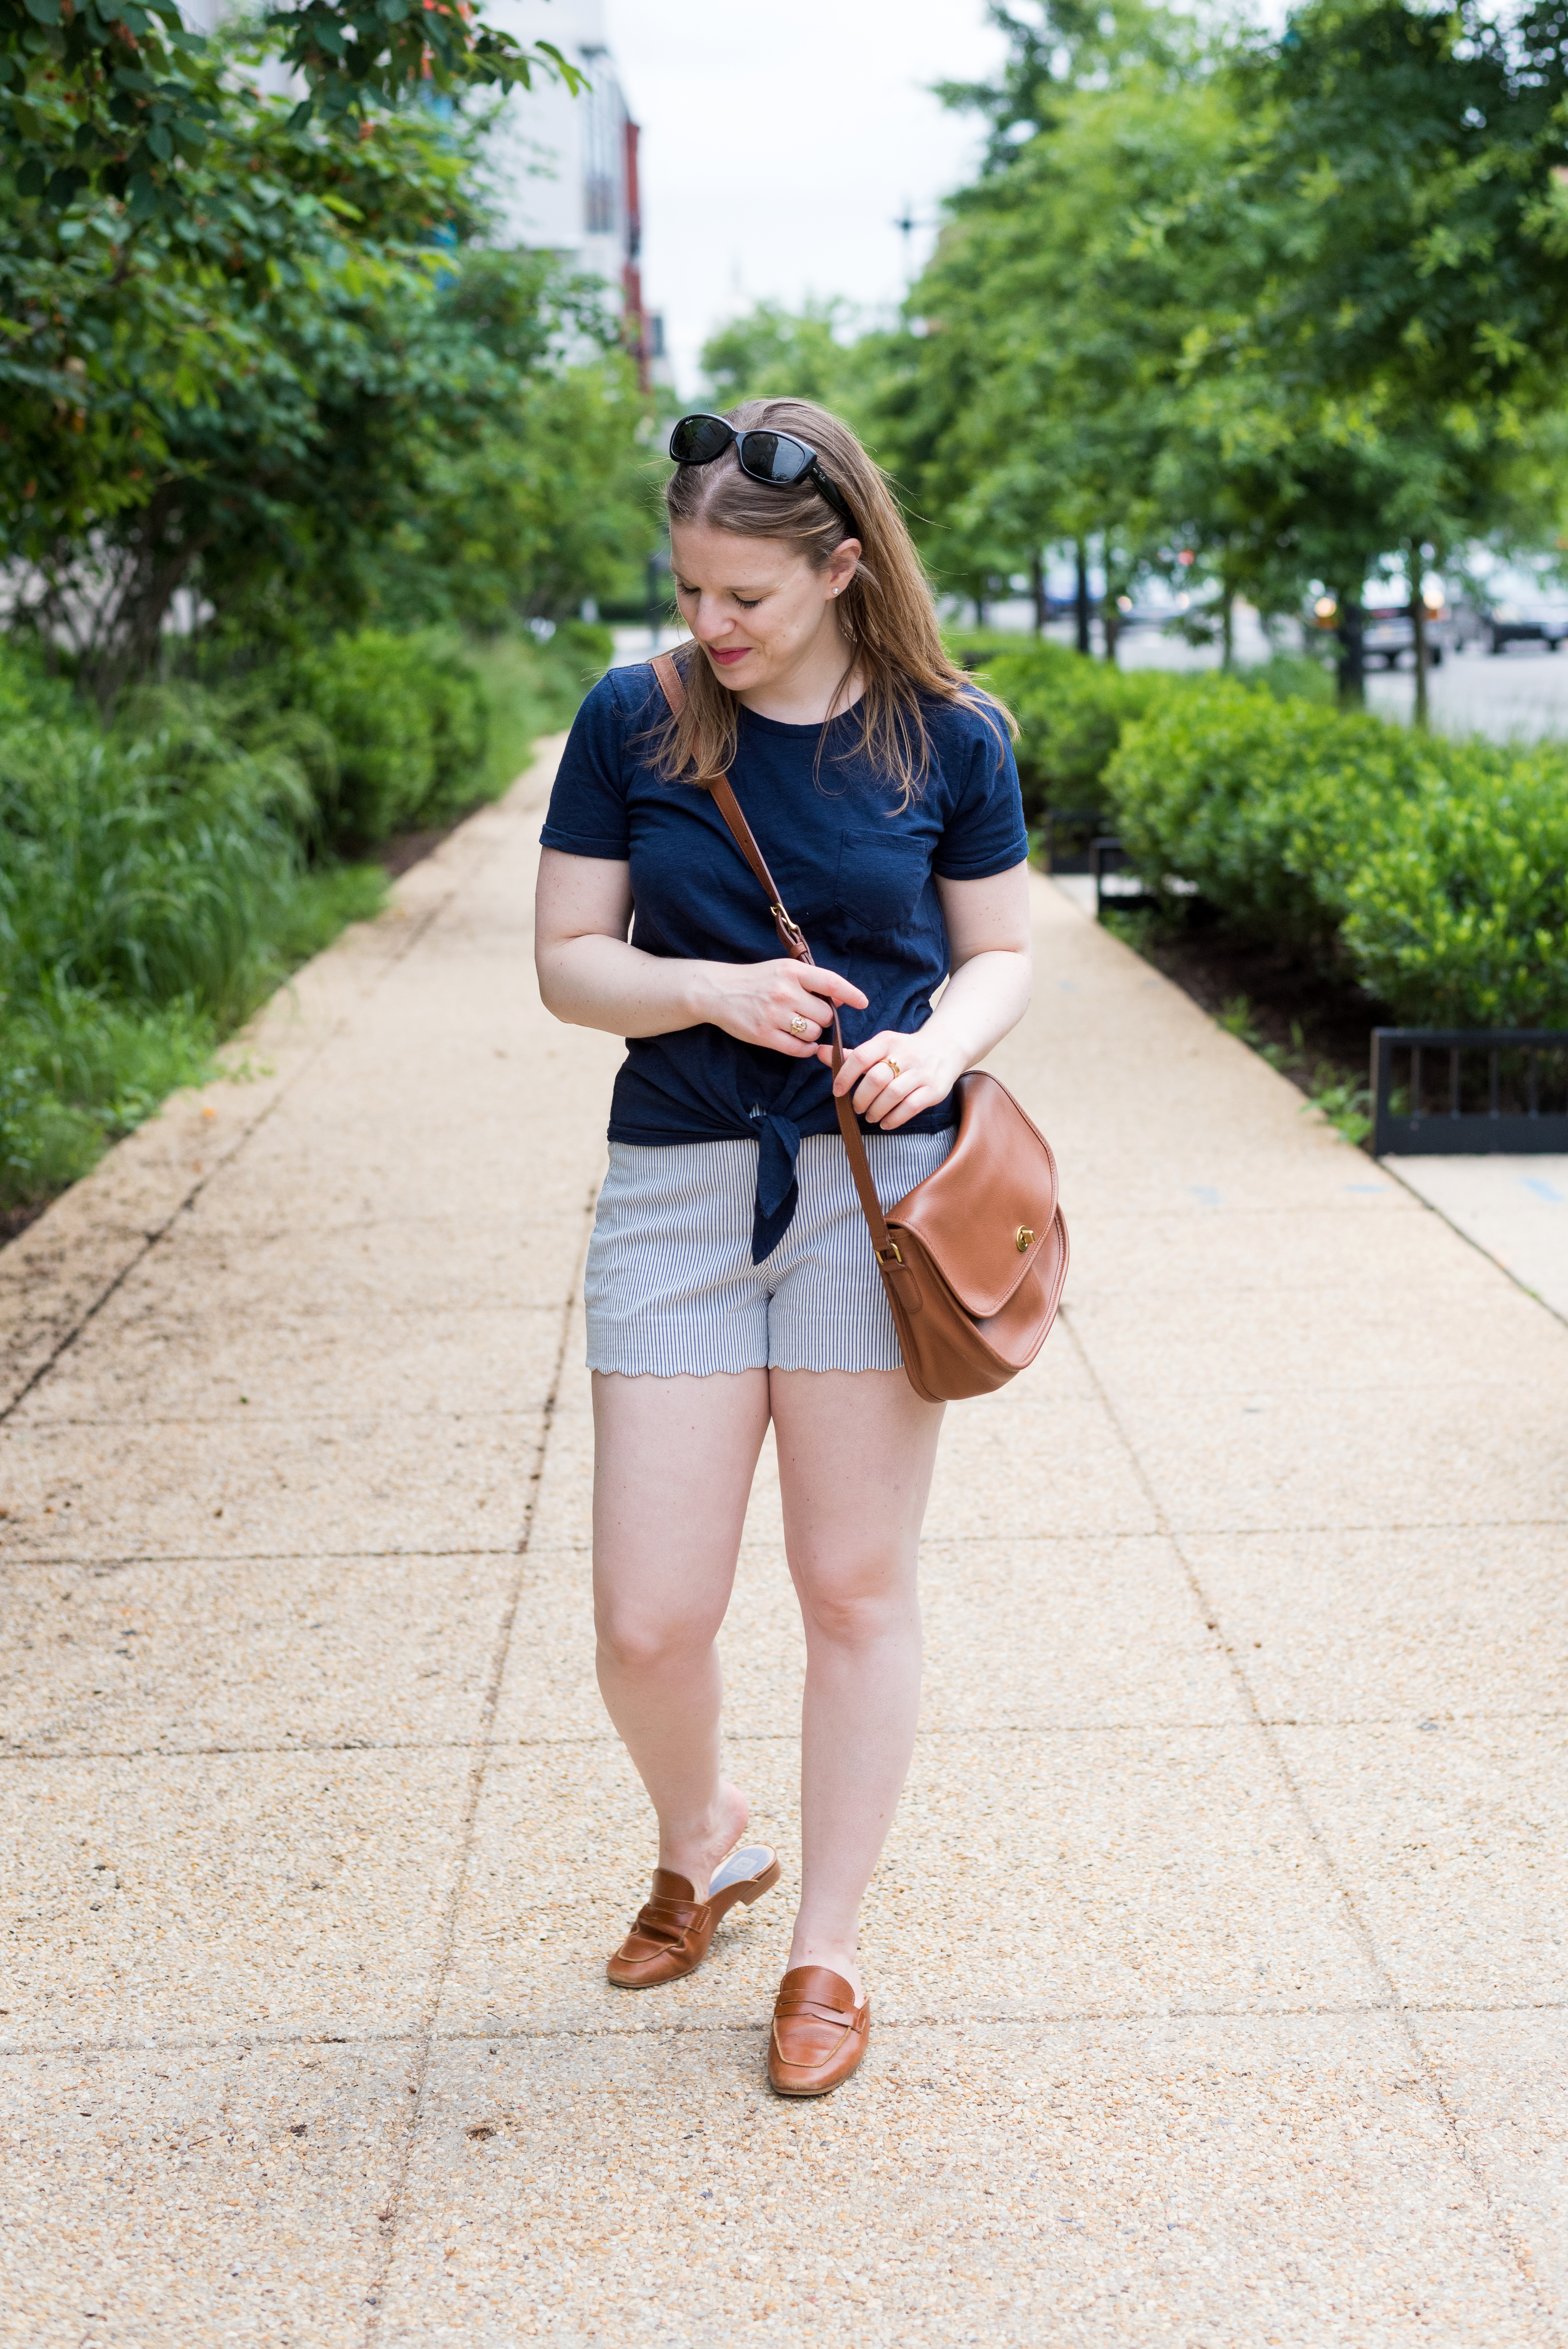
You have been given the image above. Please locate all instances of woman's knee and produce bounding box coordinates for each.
[793,1555,917,1649]
[594,1595,719,1676]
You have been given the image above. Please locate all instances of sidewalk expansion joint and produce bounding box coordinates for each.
[1,1091,305,1433]
[357,1185,596,2348]
[8,1706,1564,1768]
[0,1544,524,1571]
[1380,1155,1568,1334]
[14,1407,548,1431]
[12,1995,1568,2066]
[911,1513,1568,1538]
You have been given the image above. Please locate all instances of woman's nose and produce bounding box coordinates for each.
[693,598,737,642]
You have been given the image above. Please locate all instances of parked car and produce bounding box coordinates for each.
[1469,565,1568,653]
[1308,590,1454,668]
[1363,602,1454,668]
[1113,577,1207,629]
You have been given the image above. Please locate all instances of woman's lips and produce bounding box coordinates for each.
[708,645,750,667]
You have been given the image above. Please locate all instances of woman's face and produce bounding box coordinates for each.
[669,520,861,696]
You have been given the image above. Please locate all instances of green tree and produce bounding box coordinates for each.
[3,31,650,699]
[1169,0,1568,707]
[0,0,580,220]
[879,6,1229,652]
[699,298,872,415]
[369,255,656,632]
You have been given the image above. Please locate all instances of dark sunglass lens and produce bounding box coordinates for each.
[737,430,812,484]
[669,416,733,464]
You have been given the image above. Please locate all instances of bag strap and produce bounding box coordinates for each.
[649,651,905,1270]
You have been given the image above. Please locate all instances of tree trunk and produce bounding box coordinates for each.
[973,593,987,628]
[1336,596,1365,709]
[1102,601,1120,665]
[1031,549,1048,635]
[1221,588,1236,673]
[76,487,210,714]
[1074,540,1091,656]
[1410,561,1429,731]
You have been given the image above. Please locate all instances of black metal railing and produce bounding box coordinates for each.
[1371,1028,1568,1156]
[1040,808,1106,875]
[1091,835,1164,917]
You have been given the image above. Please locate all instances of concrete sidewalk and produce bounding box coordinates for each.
[1384,1154,1568,1326]
[3,743,1566,2347]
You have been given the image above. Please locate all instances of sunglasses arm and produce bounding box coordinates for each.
[808,464,859,540]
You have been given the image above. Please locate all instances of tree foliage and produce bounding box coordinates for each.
[0,0,579,219]
[701,298,869,412]
[754,0,1568,684]
[1,23,653,702]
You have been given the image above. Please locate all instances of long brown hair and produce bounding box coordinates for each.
[651,397,1013,799]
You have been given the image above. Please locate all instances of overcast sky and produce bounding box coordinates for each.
[602,0,1010,395]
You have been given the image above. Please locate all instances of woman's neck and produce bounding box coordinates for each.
[738,620,865,727]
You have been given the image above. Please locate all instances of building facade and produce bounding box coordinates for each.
[182,0,659,381]
[482,0,656,383]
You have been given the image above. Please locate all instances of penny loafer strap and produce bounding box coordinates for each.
[773,1995,862,2027]
[630,1896,710,1949]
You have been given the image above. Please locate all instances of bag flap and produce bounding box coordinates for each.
[887,1072,1060,1319]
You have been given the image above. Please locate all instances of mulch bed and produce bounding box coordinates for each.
[375,816,468,879]
[0,1199,48,1248]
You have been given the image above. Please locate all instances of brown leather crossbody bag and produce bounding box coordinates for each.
[650,651,1068,1404]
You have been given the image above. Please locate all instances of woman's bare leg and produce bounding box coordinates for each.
[770,1367,945,1998]
[592,1368,772,1895]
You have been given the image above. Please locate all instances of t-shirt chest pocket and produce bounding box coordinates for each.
[831,826,932,939]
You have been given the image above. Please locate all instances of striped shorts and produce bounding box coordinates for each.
[584,1130,955,1376]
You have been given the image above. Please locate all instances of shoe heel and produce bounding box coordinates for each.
[737,1857,781,1904]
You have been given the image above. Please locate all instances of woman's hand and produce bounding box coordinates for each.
[695,957,869,1059]
[820,1027,965,1129]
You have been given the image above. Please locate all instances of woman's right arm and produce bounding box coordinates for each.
[533,847,868,1053]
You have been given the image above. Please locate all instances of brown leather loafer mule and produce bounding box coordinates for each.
[606,1844,780,1989]
[767,1966,870,2096]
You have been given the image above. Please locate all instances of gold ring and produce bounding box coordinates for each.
[788,1015,810,1038]
[886,1057,901,1077]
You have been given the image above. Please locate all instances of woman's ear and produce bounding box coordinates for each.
[825,540,862,599]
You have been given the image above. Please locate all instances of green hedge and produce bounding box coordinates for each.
[949,639,1173,827]
[949,636,1333,831]
[289,630,489,845]
[1105,678,1568,1026]
[954,637,1567,1028]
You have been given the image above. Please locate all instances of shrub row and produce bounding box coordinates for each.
[269,618,610,846]
[950,634,1334,832]
[960,635,1568,1029]
[1106,678,1568,1027]
[0,622,609,1211]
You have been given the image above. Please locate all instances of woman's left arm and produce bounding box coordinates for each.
[821,860,1033,1130]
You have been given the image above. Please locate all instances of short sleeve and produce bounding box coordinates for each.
[539,672,640,859]
[931,705,1030,880]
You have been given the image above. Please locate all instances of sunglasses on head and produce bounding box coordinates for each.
[668,412,860,542]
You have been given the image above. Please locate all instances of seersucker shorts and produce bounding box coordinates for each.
[584,1130,955,1375]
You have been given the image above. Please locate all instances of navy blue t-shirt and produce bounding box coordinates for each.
[540,658,1028,1257]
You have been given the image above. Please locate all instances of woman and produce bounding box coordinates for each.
[534,398,1031,2097]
